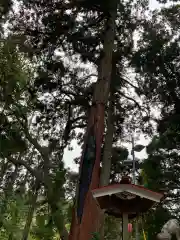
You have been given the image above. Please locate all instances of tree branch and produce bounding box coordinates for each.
[5,155,45,185]
[24,128,49,158]
[7,104,49,158]
[71,115,87,124]
[118,90,142,109]
[60,89,78,97]
[72,124,87,129]
[12,107,50,162]
[79,74,97,82]
[121,75,140,92]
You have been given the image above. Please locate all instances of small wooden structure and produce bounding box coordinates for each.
[92,177,164,240]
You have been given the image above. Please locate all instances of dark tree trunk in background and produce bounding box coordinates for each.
[99,93,115,239]
[21,184,39,240]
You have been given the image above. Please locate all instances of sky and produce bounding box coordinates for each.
[63,0,170,172]
[149,0,163,9]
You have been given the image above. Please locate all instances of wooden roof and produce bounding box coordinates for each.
[92,183,164,218]
[92,183,163,202]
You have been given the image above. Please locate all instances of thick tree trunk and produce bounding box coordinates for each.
[69,2,117,239]
[21,186,39,240]
[99,94,115,239]
[93,9,117,104]
[100,94,114,186]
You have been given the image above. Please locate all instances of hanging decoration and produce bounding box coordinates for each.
[128,223,132,233]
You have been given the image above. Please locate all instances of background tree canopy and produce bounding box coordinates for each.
[0,0,179,239]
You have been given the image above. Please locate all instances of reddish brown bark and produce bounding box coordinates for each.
[69,2,117,239]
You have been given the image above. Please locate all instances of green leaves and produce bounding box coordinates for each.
[0,41,29,100]
[112,146,129,162]
[32,214,54,240]
[146,136,161,154]
[0,0,12,19]
[0,121,27,156]
[91,232,100,240]
[0,193,29,240]
[144,206,173,240]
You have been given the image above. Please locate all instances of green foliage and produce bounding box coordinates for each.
[0,193,29,239]
[146,136,161,154]
[0,42,30,157]
[0,0,179,239]
[0,123,27,156]
[32,214,54,240]
[0,41,29,101]
[111,146,129,162]
[144,207,173,240]
[104,215,121,240]
[91,232,100,240]
[110,146,129,181]
[0,0,12,22]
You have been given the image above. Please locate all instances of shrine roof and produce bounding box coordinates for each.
[92,183,163,203]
